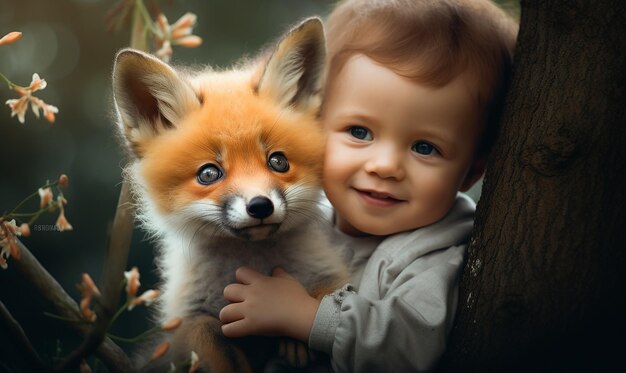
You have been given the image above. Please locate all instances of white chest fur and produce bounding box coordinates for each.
[155,219,347,322]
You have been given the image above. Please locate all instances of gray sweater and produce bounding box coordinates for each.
[309,194,475,372]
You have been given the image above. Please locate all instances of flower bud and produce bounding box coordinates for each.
[58,174,69,187]
[174,35,202,48]
[173,13,197,29]
[81,273,101,297]
[0,32,22,46]
[150,342,170,361]
[20,223,30,237]
[161,317,183,331]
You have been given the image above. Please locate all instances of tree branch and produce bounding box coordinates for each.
[13,239,135,372]
[52,180,136,372]
[0,300,48,372]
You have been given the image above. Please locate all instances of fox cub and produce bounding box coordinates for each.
[112,18,348,371]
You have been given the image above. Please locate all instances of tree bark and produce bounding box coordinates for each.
[440,0,626,371]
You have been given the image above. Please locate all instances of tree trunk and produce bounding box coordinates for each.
[440,0,626,371]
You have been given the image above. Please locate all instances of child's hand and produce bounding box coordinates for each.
[220,266,321,342]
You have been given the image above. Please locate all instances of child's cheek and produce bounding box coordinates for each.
[323,137,347,182]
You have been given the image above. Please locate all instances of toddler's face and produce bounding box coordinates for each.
[322,55,484,236]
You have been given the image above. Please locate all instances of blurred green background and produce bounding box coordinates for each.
[0,0,517,370]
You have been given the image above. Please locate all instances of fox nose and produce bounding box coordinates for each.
[246,196,274,219]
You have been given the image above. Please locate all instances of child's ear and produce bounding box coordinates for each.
[460,156,486,192]
[256,17,326,113]
[112,49,200,158]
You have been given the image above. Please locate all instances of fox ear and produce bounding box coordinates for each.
[112,49,200,157]
[257,17,326,113]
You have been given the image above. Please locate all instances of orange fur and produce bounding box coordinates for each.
[140,75,326,214]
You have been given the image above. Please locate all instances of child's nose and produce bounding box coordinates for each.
[364,146,405,180]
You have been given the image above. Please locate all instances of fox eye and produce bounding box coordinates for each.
[197,164,224,185]
[349,126,373,141]
[268,152,289,173]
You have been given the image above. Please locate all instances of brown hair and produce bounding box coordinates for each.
[324,0,518,155]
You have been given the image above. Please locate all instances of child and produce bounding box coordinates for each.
[219,0,518,371]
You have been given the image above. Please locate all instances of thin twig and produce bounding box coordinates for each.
[0,300,49,372]
[12,239,135,372]
[52,180,136,372]
[100,180,135,323]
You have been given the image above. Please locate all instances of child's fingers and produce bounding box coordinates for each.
[272,266,295,280]
[221,318,252,338]
[223,283,246,301]
[218,303,245,324]
[235,266,263,284]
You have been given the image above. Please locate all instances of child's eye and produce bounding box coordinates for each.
[411,141,439,156]
[197,164,224,185]
[348,126,373,141]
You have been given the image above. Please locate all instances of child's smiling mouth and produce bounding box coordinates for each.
[354,188,404,207]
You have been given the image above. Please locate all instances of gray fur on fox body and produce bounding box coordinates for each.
[112,18,348,371]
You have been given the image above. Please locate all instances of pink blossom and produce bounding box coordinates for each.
[55,195,73,232]
[0,219,23,269]
[77,273,100,321]
[38,187,53,208]
[154,12,202,62]
[5,73,59,124]
[124,266,140,299]
[128,289,160,310]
